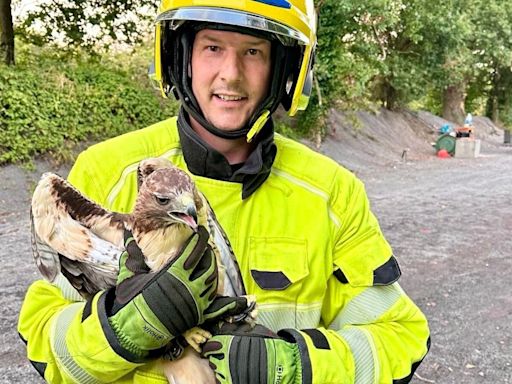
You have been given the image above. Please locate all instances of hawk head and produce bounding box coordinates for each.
[133,159,203,232]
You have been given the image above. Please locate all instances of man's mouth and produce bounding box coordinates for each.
[214,93,247,102]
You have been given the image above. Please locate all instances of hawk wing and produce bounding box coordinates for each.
[31,172,126,298]
[200,195,246,298]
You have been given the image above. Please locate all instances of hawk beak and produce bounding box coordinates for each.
[169,198,198,231]
[185,205,198,231]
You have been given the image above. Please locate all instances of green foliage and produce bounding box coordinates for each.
[306,0,512,128]
[17,0,156,52]
[6,0,512,144]
[0,42,178,164]
[468,0,512,127]
[274,119,300,140]
[296,0,386,135]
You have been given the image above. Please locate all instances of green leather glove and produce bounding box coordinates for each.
[99,226,250,361]
[202,323,308,384]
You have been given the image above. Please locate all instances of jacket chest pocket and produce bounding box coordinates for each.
[247,237,309,301]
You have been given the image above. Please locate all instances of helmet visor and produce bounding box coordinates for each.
[156,7,308,47]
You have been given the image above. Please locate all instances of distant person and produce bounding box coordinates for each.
[18,0,430,382]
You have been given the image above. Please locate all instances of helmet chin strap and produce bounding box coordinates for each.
[182,97,270,142]
[246,110,271,143]
[166,22,297,142]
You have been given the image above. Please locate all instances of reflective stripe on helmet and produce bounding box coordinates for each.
[253,0,291,9]
[156,7,308,46]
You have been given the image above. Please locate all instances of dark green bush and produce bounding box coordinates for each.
[0,44,178,164]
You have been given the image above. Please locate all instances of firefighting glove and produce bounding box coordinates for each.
[101,226,250,360]
[202,322,308,384]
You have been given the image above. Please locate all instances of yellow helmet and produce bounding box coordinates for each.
[153,0,317,141]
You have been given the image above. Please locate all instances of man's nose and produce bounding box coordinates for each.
[219,51,243,83]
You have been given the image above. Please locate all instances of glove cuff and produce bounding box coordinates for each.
[278,329,313,383]
[98,289,168,363]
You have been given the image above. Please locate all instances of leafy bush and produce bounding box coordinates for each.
[0,42,178,164]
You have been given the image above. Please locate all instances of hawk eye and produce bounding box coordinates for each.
[155,196,170,205]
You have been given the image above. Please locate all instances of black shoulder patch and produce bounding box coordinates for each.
[334,255,401,286]
[29,360,47,378]
[19,332,48,379]
[373,256,401,285]
[333,268,349,284]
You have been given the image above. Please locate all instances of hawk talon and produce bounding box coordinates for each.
[162,337,185,361]
[225,294,258,325]
[183,327,212,353]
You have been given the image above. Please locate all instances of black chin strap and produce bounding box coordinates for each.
[180,97,263,140]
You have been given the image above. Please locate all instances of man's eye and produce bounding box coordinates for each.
[248,48,259,55]
[207,46,218,52]
[155,196,170,205]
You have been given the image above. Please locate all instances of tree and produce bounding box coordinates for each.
[470,0,512,127]
[19,0,157,52]
[297,0,385,134]
[369,0,431,110]
[0,0,14,65]
[371,0,475,120]
[435,1,474,124]
[312,0,404,111]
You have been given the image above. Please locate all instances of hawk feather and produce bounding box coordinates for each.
[31,158,246,300]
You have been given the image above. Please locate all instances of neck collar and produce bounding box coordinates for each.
[177,109,277,199]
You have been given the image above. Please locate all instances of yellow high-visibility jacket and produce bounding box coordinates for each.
[18,117,430,383]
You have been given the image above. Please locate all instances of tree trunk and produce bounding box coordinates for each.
[442,84,466,125]
[385,85,399,111]
[0,0,15,65]
[491,96,500,123]
[487,67,512,144]
[485,68,500,124]
[497,68,512,143]
[381,80,399,110]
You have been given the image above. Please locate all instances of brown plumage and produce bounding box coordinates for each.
[31,157,249,305]
[31,158,256,381]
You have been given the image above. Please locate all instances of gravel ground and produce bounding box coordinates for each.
[1,111,511,383]
[358,147,512,384]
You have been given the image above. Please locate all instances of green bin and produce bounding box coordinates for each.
[435,133,456,155]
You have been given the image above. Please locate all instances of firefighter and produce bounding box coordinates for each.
[19,0,430,382]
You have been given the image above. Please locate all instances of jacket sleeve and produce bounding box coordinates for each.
[18,279,143,383]
[283,174,430,383]
[17,151,142,383]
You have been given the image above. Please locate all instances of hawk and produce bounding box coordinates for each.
[30,157,254,352]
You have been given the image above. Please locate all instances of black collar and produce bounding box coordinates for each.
[177,109,277,199]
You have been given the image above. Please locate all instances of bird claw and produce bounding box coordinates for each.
[183,327,212,353]
[225,294,258,326]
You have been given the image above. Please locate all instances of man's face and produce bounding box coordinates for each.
[191,28,272,132]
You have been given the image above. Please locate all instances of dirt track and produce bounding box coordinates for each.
[1,110,511,383]
[357,148,512,384]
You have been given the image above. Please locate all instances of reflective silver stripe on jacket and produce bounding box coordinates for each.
[329,284,404,383]
[329,283,403,330]
[52,274,85,302]
[338,327,378,384]
[257,302,322,332]
[51,303,101,384]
